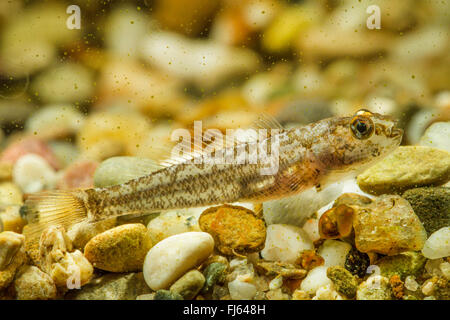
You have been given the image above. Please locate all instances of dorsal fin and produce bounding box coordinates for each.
[251,113,284,130]
[144,113,284,170]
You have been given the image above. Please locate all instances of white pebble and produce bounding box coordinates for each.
[421,279,436,296]
[422,227,450,259]
[13,154,57,193]
[300,266,332,295]
[143,232,214,290]
[268,276,283,290]
[228,279,257,300]
[312,284,343,300]
[317,239,352,267]
[147,211,200,244]
[302,218,320,242]
[419,122,450,152]
[404,276,419,292]
[261,224,313,263]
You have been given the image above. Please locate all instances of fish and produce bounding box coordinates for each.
[22,109,403,245]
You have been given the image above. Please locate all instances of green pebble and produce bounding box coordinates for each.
[154,289,184,300]
[377,251,427,280]
[202,262,227,294]
[403,187,450,236]
[169,270,205,300]
[326,266,358,298]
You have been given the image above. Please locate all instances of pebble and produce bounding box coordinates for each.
[0,182,23,205]
[422,227,450,259]
[0,231,24,270]
[292,289,310,300]
[357,146,450,195]
[376,251,427,280]
[404,276,420,292]
[30,63,95,104]
[263,182,343,227]
[424,258,444,277]
[199,204,266,256]
[296,250,324,271]
[260,224,313,263]
[25,105,85,139]
[77,110,151,158]
[202,262,227,294]
[344,248,370,278]
[268,276,283,290]
[13,265,57,300]
[433,277,449,300]
[402,187,449,236]
[419,122,450,152]
[143,232,214,290]
[169,270,205,300]
[139,31,260,89]
[317,240,352,268]
[48,141,79,169]
[154,289,184,300]
[0,3,78,76]
[66,218,117,250]
[300,266,333,296]
[228,278,257,300]
[58,160,98,190]
[65,273,151,300]
[318,204,354,239]
[147,211,200,244]
[39,226,93,288]
[356,275,393,300]
[93,156,160,188]
[326,266,358,298]
[12,154,57,193]
[84,224,152,272]
[0,242,27,290]
[0,137,60,170]
[312,284,343,300]
[266,288,290,300]
[302,218,320,242]
[1,206,26,236]
[353,195,427,255]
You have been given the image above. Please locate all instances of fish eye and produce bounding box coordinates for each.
[350,116,374,139]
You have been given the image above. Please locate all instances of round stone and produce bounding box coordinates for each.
[143,232,214,290]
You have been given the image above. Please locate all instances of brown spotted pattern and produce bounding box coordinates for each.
[78,110,403,222]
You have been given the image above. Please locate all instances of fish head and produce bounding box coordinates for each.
[320,109,403,175]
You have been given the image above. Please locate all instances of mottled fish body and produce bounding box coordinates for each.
[23,110,403,244]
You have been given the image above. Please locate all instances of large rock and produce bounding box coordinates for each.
[376,251,427,280]
[402,187,449,236]
[199,205,266,256]
[13,265,57,300]
[84,224,152,272]
[353,195,427,255]
[357,146,450,195]
[39,226,93,288]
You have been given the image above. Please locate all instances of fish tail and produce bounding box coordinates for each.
[22,190,87,254]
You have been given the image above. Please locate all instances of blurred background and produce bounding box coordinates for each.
[0,0,449,188]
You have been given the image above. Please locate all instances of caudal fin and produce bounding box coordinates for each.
[22,190,88,261]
